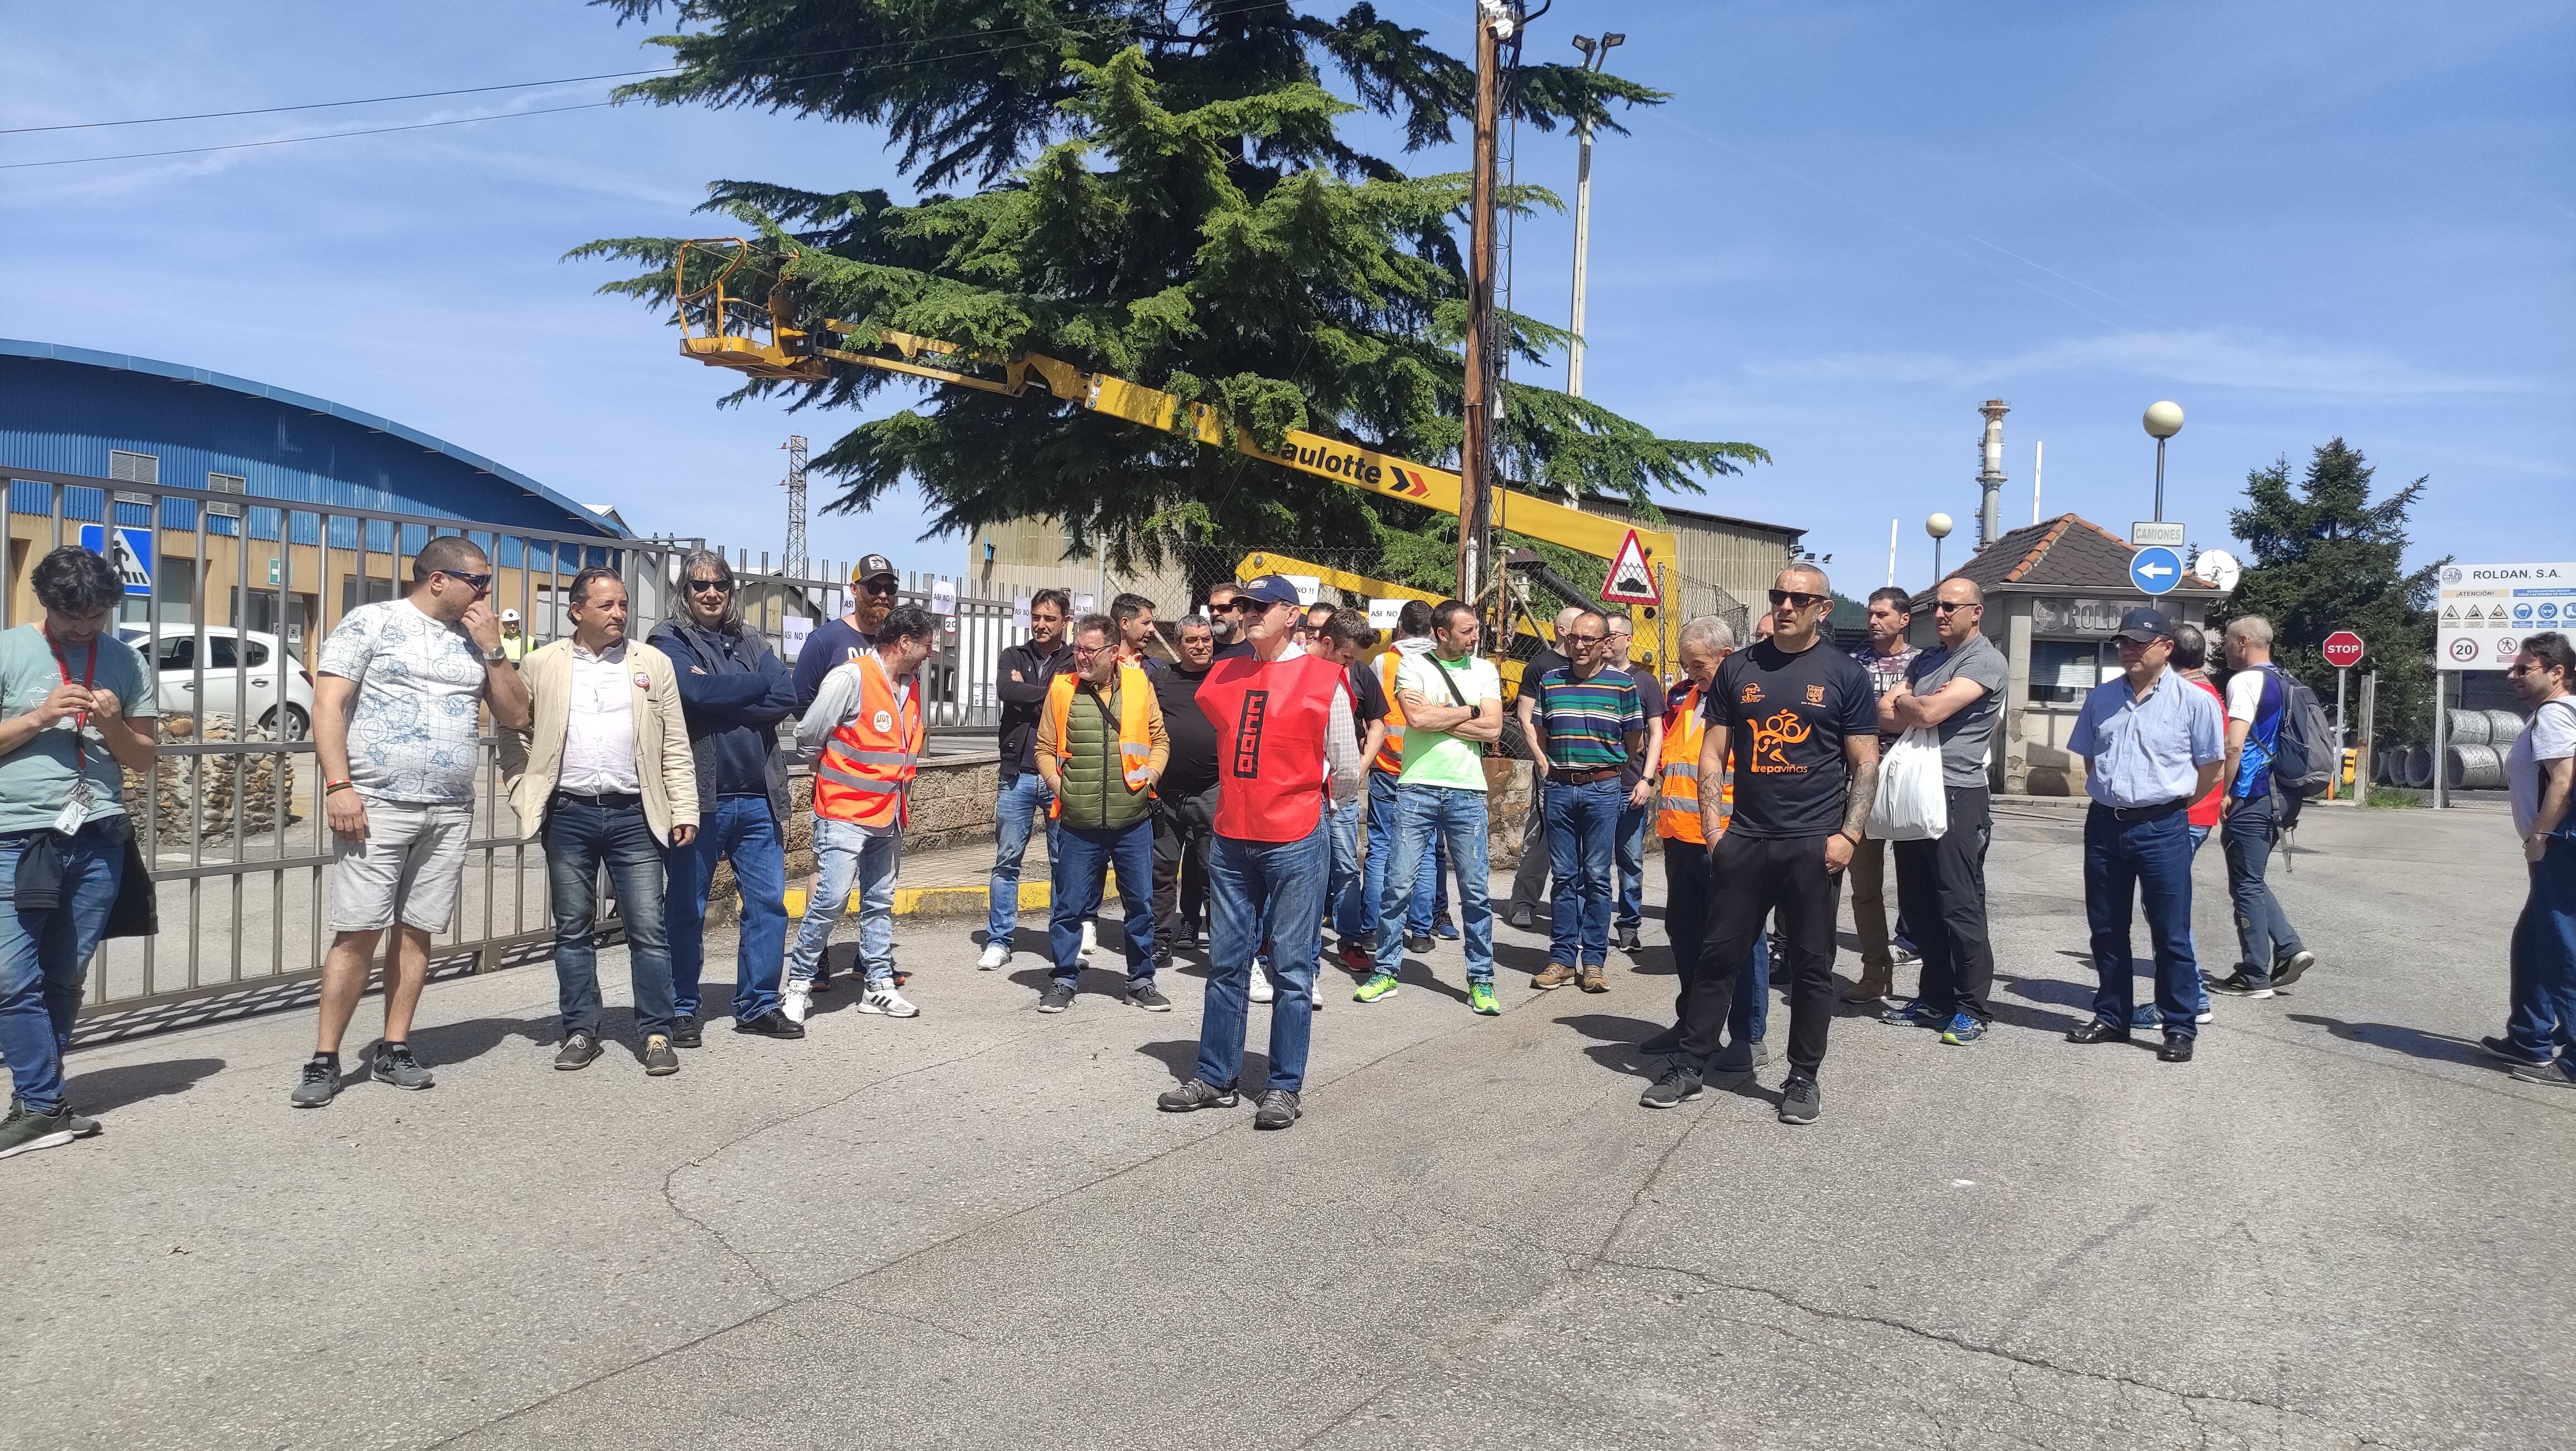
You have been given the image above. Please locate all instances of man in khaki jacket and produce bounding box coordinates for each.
[508,567,700,1076]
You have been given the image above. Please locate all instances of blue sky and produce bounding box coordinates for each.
[4,1,2568,593]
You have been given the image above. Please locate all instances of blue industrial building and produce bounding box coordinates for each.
[1,338,624,635]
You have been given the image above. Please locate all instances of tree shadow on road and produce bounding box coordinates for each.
[2285,1013,2489,1069]
[64,1056,225,1114]
[1135,1039,1269,1088]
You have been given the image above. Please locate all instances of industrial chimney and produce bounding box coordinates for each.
[1976,398,2010,548]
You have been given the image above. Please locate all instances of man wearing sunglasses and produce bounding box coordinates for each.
[1879,578,2008,1045]
[650,550,803,1044]
[793,554,900,713]
[294,537,529,1107]
[1158,576,1364,1130]
[1642,566,1877,1125]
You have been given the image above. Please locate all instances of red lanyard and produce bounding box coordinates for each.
[43,627,96,770]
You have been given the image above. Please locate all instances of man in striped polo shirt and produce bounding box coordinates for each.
[1526,609,1645,992]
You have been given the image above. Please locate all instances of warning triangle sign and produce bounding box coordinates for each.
[1598,528,1661,606]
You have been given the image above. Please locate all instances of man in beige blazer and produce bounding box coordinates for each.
[508,567,700,1077]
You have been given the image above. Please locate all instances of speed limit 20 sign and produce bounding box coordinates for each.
[2322,630,2365,669]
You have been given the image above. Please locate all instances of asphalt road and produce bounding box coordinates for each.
[6,800,2568,1450]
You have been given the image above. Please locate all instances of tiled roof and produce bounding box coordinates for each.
[1913,513,2214,608]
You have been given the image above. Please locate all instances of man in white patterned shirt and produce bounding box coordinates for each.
[293,537,529,1108]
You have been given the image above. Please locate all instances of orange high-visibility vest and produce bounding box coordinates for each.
[1373,649,1408,775]
[813,653,924,828]
[1655,680,1733,844]
[1044,666,1155,820]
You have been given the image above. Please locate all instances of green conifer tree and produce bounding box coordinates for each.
[2227,439,2445,744]
[572,1,1764,586]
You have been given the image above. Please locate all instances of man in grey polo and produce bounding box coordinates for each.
[1880,577,2009,1043]
[2063,607,2224,1063]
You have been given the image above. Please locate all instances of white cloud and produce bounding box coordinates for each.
[1746,328,2547,400]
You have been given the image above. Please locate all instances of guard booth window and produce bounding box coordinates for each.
[2029,640,2112,705]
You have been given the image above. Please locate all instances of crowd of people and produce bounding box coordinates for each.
[3,542,2573,1156]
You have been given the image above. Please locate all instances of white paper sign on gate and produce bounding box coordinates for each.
[930,577,958,617]
[1368,597,1404,630]
[781,615,813,661]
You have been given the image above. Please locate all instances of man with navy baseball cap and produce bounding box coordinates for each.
[2063,606,2227,1062]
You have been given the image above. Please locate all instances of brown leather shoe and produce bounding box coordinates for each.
[1842,970,1893,1004]
[1577,963,1610,994]
[1533,961,1578,991]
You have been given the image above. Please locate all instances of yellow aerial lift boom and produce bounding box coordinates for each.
[668,240,1680,574]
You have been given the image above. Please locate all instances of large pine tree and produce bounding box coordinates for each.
[573,1,1764,580]
[2227,438,2444,743]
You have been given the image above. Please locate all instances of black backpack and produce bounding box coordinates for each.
[2267,668,2335,800]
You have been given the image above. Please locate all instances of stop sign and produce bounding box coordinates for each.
[2322,630,2365,669]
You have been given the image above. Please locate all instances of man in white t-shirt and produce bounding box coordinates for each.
[2490,632,2576,1084]
[2208,616,2315,999]
[1355,600,1505,1015]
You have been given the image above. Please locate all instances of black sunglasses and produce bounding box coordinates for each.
[860,578,897,597]
[687,577,734,595]
[1230,597,1280,613]
[438,569,493,591]
[1767,589,1826,609]
[1933,600,1979,613]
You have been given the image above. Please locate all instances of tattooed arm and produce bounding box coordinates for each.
[1828,732,1880,873]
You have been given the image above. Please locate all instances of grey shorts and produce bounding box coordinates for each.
[328,798,473,934]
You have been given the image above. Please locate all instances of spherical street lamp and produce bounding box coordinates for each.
[1926,512,1954,587]
[2143,401,2184,522]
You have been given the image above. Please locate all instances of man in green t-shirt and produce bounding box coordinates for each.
[1357,600,1504,1014]
[0,547,158,1162]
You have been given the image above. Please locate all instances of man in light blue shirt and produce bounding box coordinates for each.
[2063,608,2224,1062]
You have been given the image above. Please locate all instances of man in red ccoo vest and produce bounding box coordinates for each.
[1157,575,1364,1130]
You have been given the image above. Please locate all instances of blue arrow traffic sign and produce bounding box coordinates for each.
[2129,544,2183,597]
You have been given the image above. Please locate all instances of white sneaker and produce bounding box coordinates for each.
[1248,966,1275,1004]
[859,986,920,1018]
[1079,920,1098,961]
[782,985,813,1024]
[977,942,1012,971]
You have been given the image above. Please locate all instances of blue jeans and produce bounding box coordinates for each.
[2505,836,2576,1060]
[1544,777,1623,967]
[666,795,789,1021]
[0,823,124,1114]
[1364,771,1446,937]
[2084,804,2200,1036]
[1050,819,1156,986]
[1199,821,1330,1094]
[1374,785,1495,982]
[1329,795,1369,943]
[988,770,1060,942]
[545,796,675,1040]
[1614,799,1648,932]
[1661,838,1768,1052]
[2222,794,2305,983]
[787,816,902,990]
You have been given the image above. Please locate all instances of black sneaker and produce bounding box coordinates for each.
[1253,1089,1302,1129]
[289,1056,341,1108]
[554,1032,602,1071]
[642,1035,681,1077]
[2271,950,2316,987]
[1638,1063,1705,1109]
[0,1101,101,1159]
[734,1009,805,1040]
[1037,982,1077,1014]
[1128,981,1173,1012]
[1509,903,1536,930]
[370,1043,434,1090]
[1158,1078,1239,1112]
[1777,1072,1822,1125]
[1404,932,1436,954]
[671,1014,703,1048]
[2207,971,2275,999]
[2480,1035,2553,1069]
[1615,924,1643,953]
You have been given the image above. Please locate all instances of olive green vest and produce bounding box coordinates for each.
[1058,682,1149,830]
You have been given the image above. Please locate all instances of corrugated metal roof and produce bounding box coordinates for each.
[0,338,627,538]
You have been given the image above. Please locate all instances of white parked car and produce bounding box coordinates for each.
[119,626,316,739]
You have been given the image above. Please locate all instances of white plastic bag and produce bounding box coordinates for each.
[1867,726,1948,841]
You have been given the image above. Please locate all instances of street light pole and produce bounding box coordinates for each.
[1926,512,1954,591]
[1565,31,1622,400]
[2143,400,2184,524]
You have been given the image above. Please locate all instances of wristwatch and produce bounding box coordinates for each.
[484,644,510,664]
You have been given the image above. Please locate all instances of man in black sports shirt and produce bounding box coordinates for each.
[1642,565,1880,1124]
